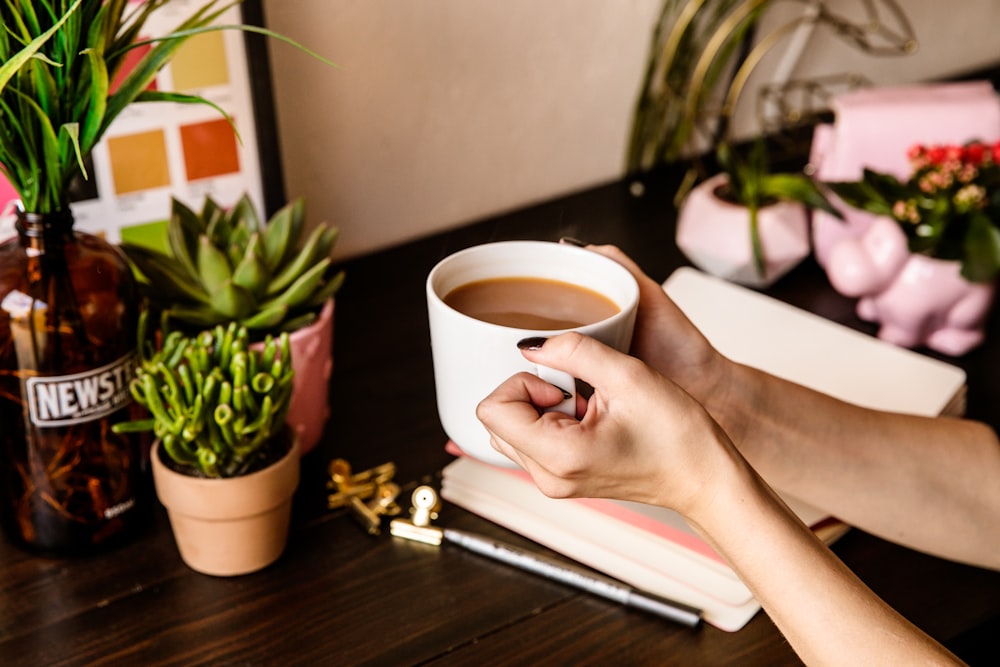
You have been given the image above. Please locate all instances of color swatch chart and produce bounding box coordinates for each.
[1,0,266,247]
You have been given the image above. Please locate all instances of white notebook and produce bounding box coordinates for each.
[663,267,967,418]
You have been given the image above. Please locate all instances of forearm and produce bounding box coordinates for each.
[688,462,961,666]
[711,360,1000,569]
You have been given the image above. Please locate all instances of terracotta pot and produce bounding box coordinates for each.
[254,298,334,455]
[676,173,811,288]
[824,215,996,356]
[151,436,301,576]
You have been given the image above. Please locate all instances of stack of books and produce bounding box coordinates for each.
[441,268,967,631]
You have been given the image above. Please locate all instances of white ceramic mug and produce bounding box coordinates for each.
[427,241,639,468]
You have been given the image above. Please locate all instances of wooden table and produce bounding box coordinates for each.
[2,167,998,666]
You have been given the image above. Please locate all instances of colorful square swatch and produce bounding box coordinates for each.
[180,118,241,181]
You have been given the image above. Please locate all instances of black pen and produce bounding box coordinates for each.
[390,517,702,627]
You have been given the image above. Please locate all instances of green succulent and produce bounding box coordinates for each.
[113,316,294,478]
[120,194,344,337]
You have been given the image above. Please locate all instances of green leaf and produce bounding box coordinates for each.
[267,224,329,296]
[15,90,63,209]
[240,303,289,330]
[120,242,211,304]
[260,199,297,272]
[962,214,1000,283]
[0,0,83,94]
[232,234,271,298]
[826,179,893,217]
[135,89,240,143]
[209,280,254,319]
[261,258,332,311]
[166,201,203,282]
[201,196,226,230]
[197,234,234,287]
[230,193,262,232]
[164,304,225,329]
[761,174,842,218]
[59,122,87,180]
[79,46,109,151]
[304,269,345,309]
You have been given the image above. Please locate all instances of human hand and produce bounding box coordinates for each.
[475,332,740,517]
[575,244,730,413]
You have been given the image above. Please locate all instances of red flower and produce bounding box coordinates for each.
[927,146,948,164]
[964,143,986,165]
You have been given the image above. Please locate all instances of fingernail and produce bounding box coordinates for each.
[559,236,587,247]
[555,386,573,401]
[517,336,548,350]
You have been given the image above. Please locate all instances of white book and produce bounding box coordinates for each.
[663,268,967,418]
[441,267,967,631]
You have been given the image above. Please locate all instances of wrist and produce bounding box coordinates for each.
[681,447,791,560]
[699,356,755,446]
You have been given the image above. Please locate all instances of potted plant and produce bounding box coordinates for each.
[628,1,910,289]
[114,316,299,575]
[675,138,841,287]
[819,140,1000,355]
[120,194,344,454]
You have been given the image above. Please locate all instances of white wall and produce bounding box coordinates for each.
[262,0,1000,259]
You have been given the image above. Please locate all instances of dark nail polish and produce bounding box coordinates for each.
[517,336,548,351]
[555,386,573,401]
[559,236,587,247]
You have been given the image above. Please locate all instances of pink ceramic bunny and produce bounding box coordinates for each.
[825,216,996,356]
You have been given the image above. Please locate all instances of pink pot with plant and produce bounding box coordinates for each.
[825,140,1000,355]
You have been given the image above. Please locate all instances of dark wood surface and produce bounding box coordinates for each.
[2,167,999,666]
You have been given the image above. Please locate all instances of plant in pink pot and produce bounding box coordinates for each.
[676,139,842,287]
[120,195,343,454]
[825,140,1000,355]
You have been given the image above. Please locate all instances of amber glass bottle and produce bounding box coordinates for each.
[0,209,143,555]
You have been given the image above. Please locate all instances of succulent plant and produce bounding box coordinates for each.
[120,194,344,337]
[113,316,294,478]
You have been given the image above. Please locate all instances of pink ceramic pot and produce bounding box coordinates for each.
[676,173,811,288]
[284,298,335,454]
[254,299,334,455]
[824,216,996,356]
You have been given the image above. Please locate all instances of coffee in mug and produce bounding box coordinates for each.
[442,277,620,330]
[427,241,638,468]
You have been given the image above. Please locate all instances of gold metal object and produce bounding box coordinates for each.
[368,482,402,517]
[409,485,441,527]
[326,459,400,534]
[349,496,384,535]
[390,485,445,545]
[389,518,444,546]
[326,459,395,490]
[327,481,378,509]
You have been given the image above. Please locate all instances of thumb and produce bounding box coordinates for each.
[518,332,641,396]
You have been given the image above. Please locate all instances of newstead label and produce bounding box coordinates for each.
[25,355,135,427]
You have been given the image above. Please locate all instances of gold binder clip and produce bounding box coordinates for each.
[389,485,445,546]
[326,459,400,534]
[326,459,395,490]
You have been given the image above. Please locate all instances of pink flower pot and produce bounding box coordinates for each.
[253,299,335,455]
[676,174,811,288]
[824,216,996,356]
